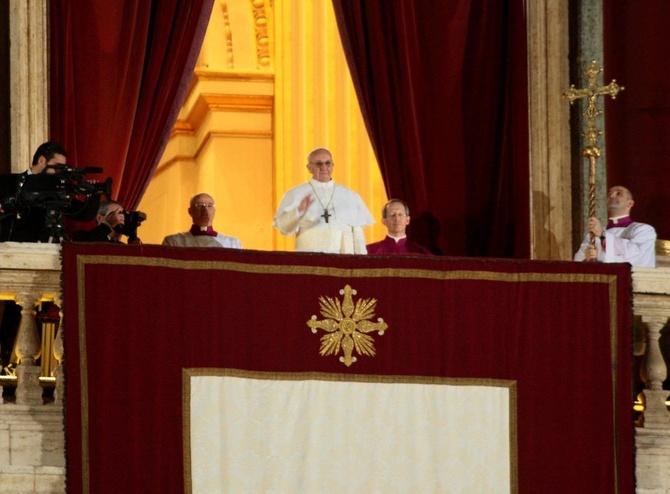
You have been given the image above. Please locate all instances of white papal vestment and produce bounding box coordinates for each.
[273,179,374,254]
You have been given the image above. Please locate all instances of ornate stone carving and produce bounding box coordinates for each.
[220,1,234,68]
[251,0,271,69]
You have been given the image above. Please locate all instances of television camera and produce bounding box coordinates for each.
[1,165,113,243]
[114,210,147,243]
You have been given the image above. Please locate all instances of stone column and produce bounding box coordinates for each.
[640,315,670,428]
[526,0,572,261]
[13,292,42,406]
[8,0,49,172]
[52,299,64,407]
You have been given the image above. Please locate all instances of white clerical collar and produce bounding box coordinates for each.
[309,178,334,189]
[609,215,628,224]
[388,234,407,242]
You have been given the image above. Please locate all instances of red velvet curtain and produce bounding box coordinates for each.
[49,0,214,210]
[332,1,529,258]
[604,1,670,240]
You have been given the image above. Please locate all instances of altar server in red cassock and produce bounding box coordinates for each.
[366,199,431,255]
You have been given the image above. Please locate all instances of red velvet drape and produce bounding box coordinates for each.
[62,244,634,493]
[332,1,529,258]
[604,1,670,240]
[49,0,214,210]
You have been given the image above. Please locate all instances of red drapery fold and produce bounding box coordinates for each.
[49,0,214,211]
[604,1,670,240]
[332,1,529,258]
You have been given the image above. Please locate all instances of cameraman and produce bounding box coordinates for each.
[72,200,142,244]
[0,141,100,242]
[1,142,73,380]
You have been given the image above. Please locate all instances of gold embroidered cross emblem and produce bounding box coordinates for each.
[307,285,388,367]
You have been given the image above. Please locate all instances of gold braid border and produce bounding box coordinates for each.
[74,254,620,494]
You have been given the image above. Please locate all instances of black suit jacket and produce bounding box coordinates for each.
[71,223,117,243]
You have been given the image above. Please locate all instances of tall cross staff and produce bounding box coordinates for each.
[564,60,624,251]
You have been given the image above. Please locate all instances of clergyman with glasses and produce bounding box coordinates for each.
[273,147,374,254]
[162,192,242,248]
[366,199,431,255]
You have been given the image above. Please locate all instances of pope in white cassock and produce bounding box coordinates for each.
[273,148,375,254]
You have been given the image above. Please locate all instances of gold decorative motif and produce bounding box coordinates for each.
[251,0,271,70]
[656,239,670,257]
[307,285,388,367]
[220,1,234,68]
[563,61,624,149]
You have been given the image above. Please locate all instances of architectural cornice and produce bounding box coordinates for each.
[174,93,274,136]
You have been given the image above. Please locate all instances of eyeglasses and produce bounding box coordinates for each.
[309,160,334,168]
[193,203,215,210]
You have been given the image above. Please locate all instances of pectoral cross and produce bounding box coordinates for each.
[321,209,331,223]
[564,60,624,249]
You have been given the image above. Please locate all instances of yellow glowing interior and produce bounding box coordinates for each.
[137,0,388,250]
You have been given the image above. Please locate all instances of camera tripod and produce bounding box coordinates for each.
[42,202,69,244]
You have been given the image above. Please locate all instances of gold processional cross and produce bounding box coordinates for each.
[563,60,624,250]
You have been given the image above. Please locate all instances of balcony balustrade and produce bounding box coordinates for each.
[0,242,668,492]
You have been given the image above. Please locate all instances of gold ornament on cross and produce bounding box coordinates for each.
[564,60,624,250]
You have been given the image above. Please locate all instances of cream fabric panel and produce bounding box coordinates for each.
[190,375,512,493]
